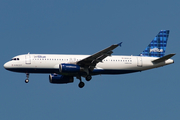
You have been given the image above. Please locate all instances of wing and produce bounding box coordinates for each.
[76,42,122,70]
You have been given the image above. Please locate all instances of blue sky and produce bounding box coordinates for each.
[0,0,179,120]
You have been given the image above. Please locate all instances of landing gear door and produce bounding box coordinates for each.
[137,57,142,67]
[25,53,31,64]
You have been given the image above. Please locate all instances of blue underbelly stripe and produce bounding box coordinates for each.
[5,68,140,75]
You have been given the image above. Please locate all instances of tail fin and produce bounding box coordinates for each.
[139,30,170,57]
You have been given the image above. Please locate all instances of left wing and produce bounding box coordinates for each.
[76,42,122,70]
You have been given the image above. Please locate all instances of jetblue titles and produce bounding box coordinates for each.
[34,55,46,58]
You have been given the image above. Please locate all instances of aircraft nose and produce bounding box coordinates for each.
[4,62,10,69]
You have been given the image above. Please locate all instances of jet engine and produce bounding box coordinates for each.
[49,74,74,84]
[59,63,82,73]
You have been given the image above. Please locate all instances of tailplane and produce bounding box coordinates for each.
[139,30,170,57]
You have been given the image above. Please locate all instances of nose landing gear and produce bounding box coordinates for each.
[25,73,29,83]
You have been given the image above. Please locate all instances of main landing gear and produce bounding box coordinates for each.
[25,73,29,83]
[78,81,85,88]
[77,76,84,88]
[85,75,92,81]
[77,75,92,88]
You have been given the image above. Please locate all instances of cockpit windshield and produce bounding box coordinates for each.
[11,58,20,61]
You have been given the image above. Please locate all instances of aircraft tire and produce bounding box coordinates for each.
[78,82,85,88]
[86,75,92,81]
[25,79,29,83]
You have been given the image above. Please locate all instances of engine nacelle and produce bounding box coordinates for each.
[49,74,74,84]
[59,63,81,73]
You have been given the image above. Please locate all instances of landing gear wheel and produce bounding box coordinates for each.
[78,82,85,88]
[25,79,29,83]
[86,75,92,81]
[25,73,29,83]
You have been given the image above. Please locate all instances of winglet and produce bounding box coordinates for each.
[117,42,123,47]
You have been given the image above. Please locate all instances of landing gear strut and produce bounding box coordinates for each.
[77,76,85,88]
[25,73,29,83]
[83,68,92,81]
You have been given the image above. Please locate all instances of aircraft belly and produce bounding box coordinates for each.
[91,69,139,75]
[6,68,59,73]
[6,61,60,73]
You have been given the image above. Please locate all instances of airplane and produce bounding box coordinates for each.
[4,30,175,88]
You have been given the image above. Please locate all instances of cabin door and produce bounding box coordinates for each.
[137,57,142,67]
[25,53,31,64]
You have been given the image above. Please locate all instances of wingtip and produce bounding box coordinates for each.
[117,42,123,47]
[170,53,176,56]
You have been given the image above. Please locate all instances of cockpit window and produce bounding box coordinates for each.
[11,58,20,61]
[11,58,16,60]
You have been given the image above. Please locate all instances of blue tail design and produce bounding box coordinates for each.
[139,30,169,57]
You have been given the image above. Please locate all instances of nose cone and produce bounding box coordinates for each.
[4,62,10,69]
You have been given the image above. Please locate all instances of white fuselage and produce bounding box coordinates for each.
[4,54,174,75]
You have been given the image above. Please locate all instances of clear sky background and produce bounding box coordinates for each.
[0,0,179,120]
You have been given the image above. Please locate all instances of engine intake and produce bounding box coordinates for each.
[49,74,74,84]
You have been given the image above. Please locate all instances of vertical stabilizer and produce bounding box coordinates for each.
[139,30,169,57]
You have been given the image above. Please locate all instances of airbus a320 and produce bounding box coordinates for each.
[4,30,175,88]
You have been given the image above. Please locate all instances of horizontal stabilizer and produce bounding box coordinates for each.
[152,53,175,64]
